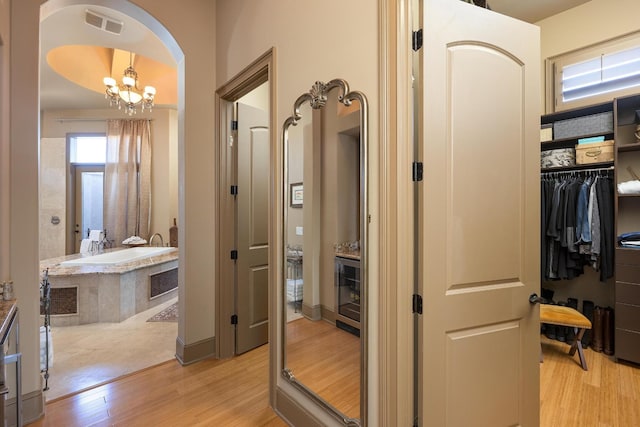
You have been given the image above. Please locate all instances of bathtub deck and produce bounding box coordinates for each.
[40,248,179,326]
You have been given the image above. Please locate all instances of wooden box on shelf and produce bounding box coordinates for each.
[575,140,614,164]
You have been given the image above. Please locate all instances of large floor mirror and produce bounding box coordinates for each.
[281,79,368,426]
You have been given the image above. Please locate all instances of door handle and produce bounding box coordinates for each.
[529,293,548,305]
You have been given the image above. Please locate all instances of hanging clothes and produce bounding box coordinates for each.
[541,169,614,282]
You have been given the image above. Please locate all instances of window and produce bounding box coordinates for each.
[69,135,106,164]
[548,31,640,112]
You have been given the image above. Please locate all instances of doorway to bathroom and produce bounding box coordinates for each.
[38,1,182,401]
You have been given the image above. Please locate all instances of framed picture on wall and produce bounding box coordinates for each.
[290,182,303,208]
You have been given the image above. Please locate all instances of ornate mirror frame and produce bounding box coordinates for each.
[281,78,368,426]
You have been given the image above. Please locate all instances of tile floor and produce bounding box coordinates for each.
[43,297,178,401]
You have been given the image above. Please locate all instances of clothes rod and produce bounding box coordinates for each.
[55,118,154,123]
[541,166,614,175]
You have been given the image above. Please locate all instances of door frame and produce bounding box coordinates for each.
[378,0,415,425]
[71,163,105,253]
[215,49,275,359]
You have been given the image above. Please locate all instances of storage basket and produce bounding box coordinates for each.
[540,124,553,143]
[575,140,614,165]
[541,148,575,169]
[553,111,613,140]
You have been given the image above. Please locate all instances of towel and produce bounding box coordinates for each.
[617,180,640,195]
[88,229,103,241]
[79,239,92,254]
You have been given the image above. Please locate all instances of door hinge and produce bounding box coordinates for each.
[413,294,423,315]
[230,185,238,196]
[231,314,238,325]
[412,29,423,51]
[412,161,424,182]
[231,120,238,131]
[230,250,238,260]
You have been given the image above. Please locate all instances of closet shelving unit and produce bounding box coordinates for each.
[541,95,640,365]
[613,93,640,365]
[541,100,615,172]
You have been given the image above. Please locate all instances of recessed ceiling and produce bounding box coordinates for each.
[40,5,177,111]
[46,46,177,105]
[488,0,592,23]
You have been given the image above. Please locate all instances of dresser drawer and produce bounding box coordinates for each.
[615,328,640,364]
[616,282,640,305]
[615,302,640,332]
[616,248,640,265]
[616,264,640,284]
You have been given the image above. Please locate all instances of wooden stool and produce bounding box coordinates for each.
[540,304,592,371]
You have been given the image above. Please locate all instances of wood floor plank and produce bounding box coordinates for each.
[540,336,640,427]
[27,335,640,426]
[27,345,285,427]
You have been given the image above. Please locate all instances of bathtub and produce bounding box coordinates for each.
[59,246,174,266]
[42,247,178,325]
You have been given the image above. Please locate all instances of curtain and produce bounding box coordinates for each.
[104,119,152,246]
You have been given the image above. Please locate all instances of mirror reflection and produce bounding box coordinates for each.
[282,79,367,425]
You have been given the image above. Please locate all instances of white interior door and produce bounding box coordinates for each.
[418,1,540,425]
[236,102,270,354]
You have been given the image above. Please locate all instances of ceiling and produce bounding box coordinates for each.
[39,1,591,112]
[489,0,591,24]
[40,5,176,111]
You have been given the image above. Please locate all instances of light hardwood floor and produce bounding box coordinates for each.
[27,344,285,427]
[286,318,360,420]
[27,335,640,426]
[540,336,640,427]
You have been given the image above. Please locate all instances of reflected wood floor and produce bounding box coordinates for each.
[27,335,640,426]
[286,318,360,419]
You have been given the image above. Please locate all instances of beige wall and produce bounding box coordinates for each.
[6,1,44,420]
[0,0,9,283]
[39,109,178,259]
[39,137,66,260]
[130,0,217,356]
[319,98,360,316]
[216,0,379,424]
[239,82,269,111]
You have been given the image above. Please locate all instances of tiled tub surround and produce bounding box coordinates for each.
[40,248,178,326]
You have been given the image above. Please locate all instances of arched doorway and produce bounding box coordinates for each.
[39,0,184,400]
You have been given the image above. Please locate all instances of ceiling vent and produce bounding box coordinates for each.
[85,10,123,35]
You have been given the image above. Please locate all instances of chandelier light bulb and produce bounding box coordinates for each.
[122,75,136,88]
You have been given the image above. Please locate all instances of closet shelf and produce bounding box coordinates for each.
[541,161,614,173]
[618,193,640,198]
[616,245,640,251]
[541,132,615,147]
[617,142,640,152]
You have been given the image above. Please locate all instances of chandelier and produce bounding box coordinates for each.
[103,52,156,116]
